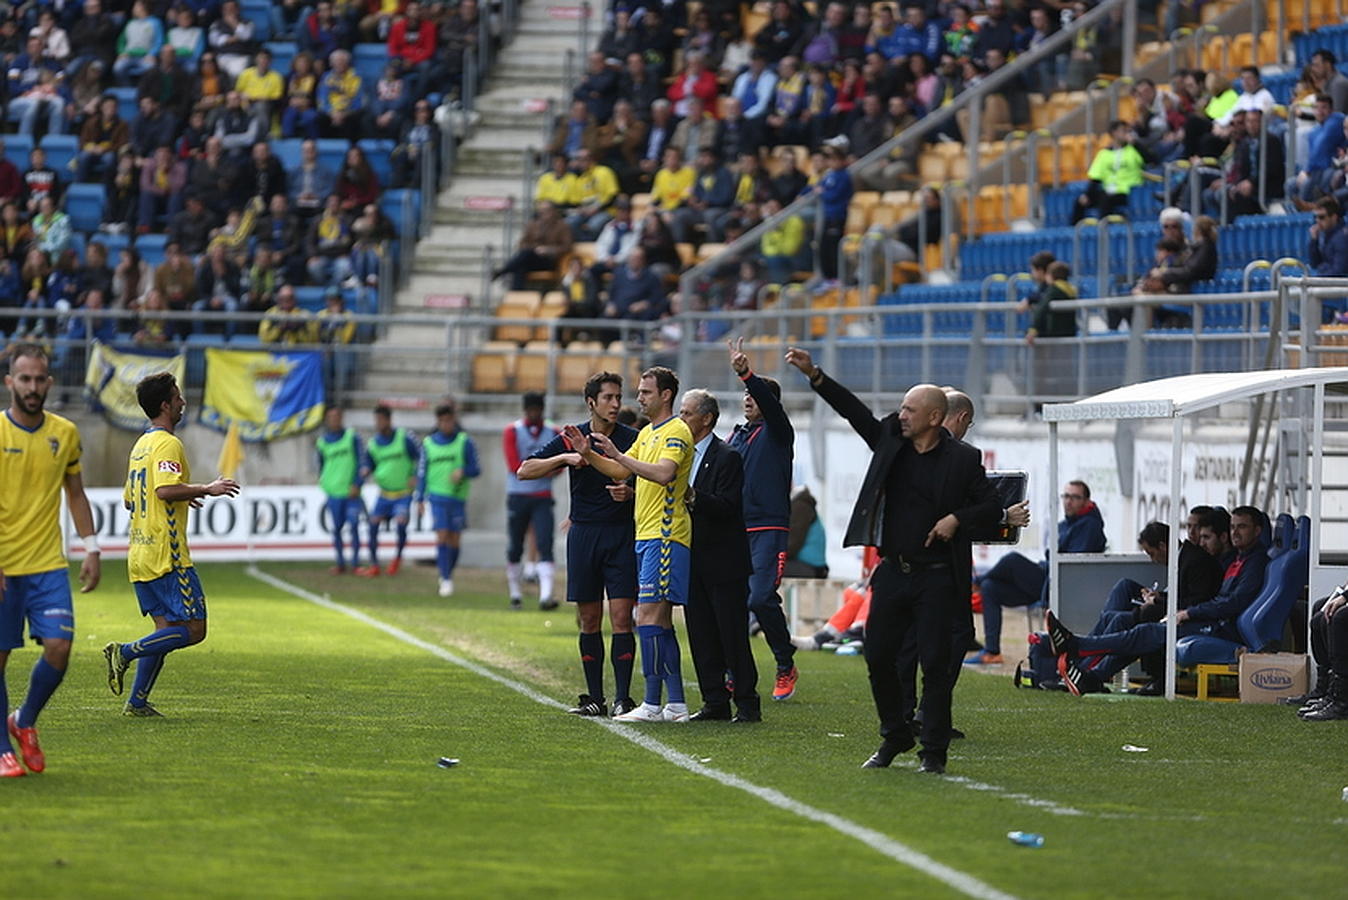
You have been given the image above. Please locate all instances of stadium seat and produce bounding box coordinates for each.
[135,231,168,266]
[514,341,551,391]
[316,138,351,173]
[265,41,297,77]
[38,133,78,180]
[558,344,601,393]
[471,341,517,392]
[2,133,32,170]
[272,138,303,172]
[239,0,273,40]
[295,286,328,312]
[495,290,541,343]
[353,43,388,85]
[534,290,568,341]
[65,182,106,233]
[107,86,139,125]
[357,139,397,187]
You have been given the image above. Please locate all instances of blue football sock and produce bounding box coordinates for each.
[660,628,685,704]
[367,522,380,566]
[436,543,450,579]
[129,654,166,708]
[611,632,636,701]
[445,545,461,577]
[15,657,65,728]
[332,530,346,569]
[395,523,408,558]
[348,521,361,560]
[637,624,663,706]
[0,672,11,753]
[122,626,191,660]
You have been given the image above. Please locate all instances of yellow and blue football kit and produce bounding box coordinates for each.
[124,427,205,621]
[631,415,693,605]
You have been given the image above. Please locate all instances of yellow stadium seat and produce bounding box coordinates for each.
[495,291,541,344]
[534,291,569,341]
[696,242,727,262]
[1201,35,1228,75]
[471,341,518,392]
[918,150,949,183]
[558,346,600,394]
[571,242,597,268]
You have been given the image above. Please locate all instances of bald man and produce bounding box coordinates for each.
[787,350,1002,775]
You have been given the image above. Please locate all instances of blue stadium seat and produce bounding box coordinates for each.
[265,41,297,77]
[1,133,32,170]
[295,286,328,312]
[353,43,388,85]
[107,86,139,125]
[65,183,106,233]
[272,138,303,172]
[136,232,168,266]
[239,0,273,40]
[379,188,419,238]
[40,133,79,181]
[67,230,86,261]
[98,230,132,256]
[316,138,350,173]
[358,138,396,187]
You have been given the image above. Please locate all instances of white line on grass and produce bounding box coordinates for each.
[247,566,1021,900]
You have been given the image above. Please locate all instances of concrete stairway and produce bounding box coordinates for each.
[365,0,585,399]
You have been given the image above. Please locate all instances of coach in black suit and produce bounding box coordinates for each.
[787,349,1002,774]
[679,388,761,723]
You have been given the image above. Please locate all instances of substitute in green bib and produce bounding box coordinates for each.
[316,406,366,574]
[360,404,420,576]
[417,399,480,597]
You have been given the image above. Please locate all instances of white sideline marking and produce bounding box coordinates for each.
[247,566,1021,900]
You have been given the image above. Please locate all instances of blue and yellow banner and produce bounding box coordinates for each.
[84,341,187,431]
[200,348,325,441]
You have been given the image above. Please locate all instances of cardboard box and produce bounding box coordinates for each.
[1237,651,1309,704]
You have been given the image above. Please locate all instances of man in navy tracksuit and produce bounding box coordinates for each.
[1046,505,1267,695]
[727,339,798,701]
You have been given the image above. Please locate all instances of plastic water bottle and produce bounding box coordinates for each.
[1007,831,1045,848]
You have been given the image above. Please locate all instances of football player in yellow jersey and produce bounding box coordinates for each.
[565,366,694,723]
[102,373,239,717]
[0,344,101,777]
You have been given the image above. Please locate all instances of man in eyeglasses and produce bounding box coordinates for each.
[1309,196,1348,278]
[965,480,1106,665]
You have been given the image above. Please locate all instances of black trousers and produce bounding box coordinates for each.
[865,559,957,762]
[1072,181,1130,224]
[1310,596,1348,676]
[898,594,973,729]
[686,569,761,716]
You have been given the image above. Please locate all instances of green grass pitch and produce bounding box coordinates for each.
[4,560,1346,898]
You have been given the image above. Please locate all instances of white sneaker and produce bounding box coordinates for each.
[438,578,454,597]
[661,702,690,723]
[613,702,664,722]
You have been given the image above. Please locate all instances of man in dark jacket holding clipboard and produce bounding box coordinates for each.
[787,348,1002,774]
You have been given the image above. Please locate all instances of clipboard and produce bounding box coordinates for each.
[981,469,1028,545]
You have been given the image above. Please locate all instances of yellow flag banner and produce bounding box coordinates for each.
[217,420,245,479]
[200,348,325,441]
[84,341,187,431]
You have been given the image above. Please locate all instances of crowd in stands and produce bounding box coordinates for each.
[510,0,1138,335]
[0,0,465,377]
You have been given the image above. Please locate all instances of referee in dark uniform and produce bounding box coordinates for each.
[518,372,640,718]
[787,349,1002,774]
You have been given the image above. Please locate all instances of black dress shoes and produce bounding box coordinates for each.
[861,734,916,768]
[688,706,732,722]
[731,711,761,723]
[918,757,947,775]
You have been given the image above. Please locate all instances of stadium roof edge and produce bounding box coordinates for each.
[1042,368,1348,422]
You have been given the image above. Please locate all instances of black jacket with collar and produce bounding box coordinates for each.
[689,434,752,585]
[809,369,1002,602]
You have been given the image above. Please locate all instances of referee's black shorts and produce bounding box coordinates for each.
[566,521,637,604]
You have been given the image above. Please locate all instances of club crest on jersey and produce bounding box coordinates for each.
[48,437,59,456]
[158,459,183,474]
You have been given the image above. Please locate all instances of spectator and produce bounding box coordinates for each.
[784,485,828,578]
[0,201,32,263]
[154,240,199,311]
[131,96,179,163]
[755,0,803,64]
[193,241,243,331]
[770,147,809,204]
[599,8,641,64]
[359,0,401,42]
[77,95,130,183]
[534,153,575,208]
[215,90,263,160]
[242,245,281,312]
[113,0,165,83]
[259,193,306,282]
[671,148,733,243]
[21,148,59,216]
[666,50,717,120]
[670,96,716,162]
[167,6,205,70]
[187,136,236,212]
[635,7,676,78]
[239,140,288,205]
[306,193,355,287]
[210,0,258,78]
[849,93,893,177]
[618,51,662,122]
[169,192,215,256]
[318,49,365,140]
[759,197,805,284]
[319,286,357,397]
[591,98,646,193]
[1313,49,1348,114]
[1063,0,1100,90]
[70,0,120,73]
[565,148,619,239]
[237,47,285,129]
[548,100,595,160]
[1073,120,1146,223]
[491,201,573,290]
[260,283,319,344]
[969,478,1106,665]
[1216,110,1283,220]
[134,288,172,344]
[349,202,393,298]
[973,0,1016,60]
[8,36,64,137]
[892,3,941,64]
[1309,196,1348,280]
[713,96,756,164]
[387,0,436,96]
[764,55,805,146]
[112,247,152,310]
[813,144,852,284]
[650,145,694,211]
[15,248,52,336]
[1289,94,1346,207]
[557,256,600,342]
[287,50,319,104]
[429,0,479,91]
[335,145,381,215]
[31,195,70,256]
[282,82,320,138]
[143,44,193,122]
[139,146,189,234]
[64,288,119,362]
[300,1,352,59]
[1149,214,1218,297]
[80,241,114,299]
[103,151,140,232]
[46,250,82,320]
[391,98,440,190]
[602,245,666,322]
[588,196,637,286]
[635,208,680,277]
[368,62,411,139]
[574,50,620,123]
[731,50,777,139]
[1027,259,1078,342]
